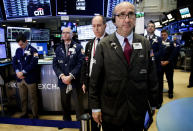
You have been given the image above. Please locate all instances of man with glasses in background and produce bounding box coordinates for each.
[89,2,158,131]
[53,27,84,121]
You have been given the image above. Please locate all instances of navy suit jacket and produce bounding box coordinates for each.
[13,44,38,84]
[53,41,84,88]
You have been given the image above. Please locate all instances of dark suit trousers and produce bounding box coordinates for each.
[160,64,174,94]
[102,115,144,131]
[60,86,84,121]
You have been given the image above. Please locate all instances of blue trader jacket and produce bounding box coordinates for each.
[161,39,177,67]
[53,41,84,88]
[13,44,38,84]
[145,34,163,72]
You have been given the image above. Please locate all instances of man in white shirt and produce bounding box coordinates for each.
[80,15,107,131]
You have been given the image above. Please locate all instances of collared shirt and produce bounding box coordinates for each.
[89,33,105,77]
[115,31,133,51]
[23,44,29,55]
[146,34,154,40]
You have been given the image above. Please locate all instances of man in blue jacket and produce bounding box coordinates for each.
[145,21,163,108]
[160,30,177,99]
[13,34,39,118]
[53,27,84,121]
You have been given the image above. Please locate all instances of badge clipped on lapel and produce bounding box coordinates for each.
[69,48,76,55]
[110,42,118,50]
[24,50,31,56]
[133,43,142,49]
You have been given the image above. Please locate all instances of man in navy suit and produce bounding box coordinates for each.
[53,27,84,121]
[145,21,163,108]
[13,34,39,118]
[160,30,177,99]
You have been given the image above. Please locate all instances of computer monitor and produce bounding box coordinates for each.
[179,7,191,19]
[56,0,104,16]
[31,29,50,41]
[7,27,31,41]
[77,25,95,40]
[10,42,20,58]
[3,0,52,19]
[0,27,5,42]
[0,44,7,59]
[61,22,77,33]
[30,42,48,55]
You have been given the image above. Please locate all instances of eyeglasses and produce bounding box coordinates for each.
[114,12,135,19]
[62,32,71,34]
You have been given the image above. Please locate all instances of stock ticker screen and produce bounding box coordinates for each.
[3,0,51,19]
[56,0,104,16]
[7,27,31,41]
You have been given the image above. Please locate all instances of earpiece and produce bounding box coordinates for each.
[112,15,115,23]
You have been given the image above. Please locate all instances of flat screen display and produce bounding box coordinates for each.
[0,6,4,21]
[61,22,77,33]
[178,19,189,32]
[3,0,52,19]
[179,7,191,19]
[30,42,48,55]
[77,25,95,40]
[56,0,104,16]
[0,44,7,59]
[10,42,20,57]
[7,27,31,41]
[0,27,5,42]
[31,29,50,41]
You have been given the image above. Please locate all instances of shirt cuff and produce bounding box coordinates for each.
[92,109,101,112]
[59,74,64,79]
[69,73,75,79]
[16,69,20,73]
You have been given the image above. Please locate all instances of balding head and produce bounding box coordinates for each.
[92,15,106,38]
[113,2,135,15]
[62,27,72,42]
[113,1,136,37]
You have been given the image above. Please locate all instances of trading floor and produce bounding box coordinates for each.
[0,69,192,131]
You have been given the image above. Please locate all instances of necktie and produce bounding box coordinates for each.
[93,38,100,56]
[124,38,132,65]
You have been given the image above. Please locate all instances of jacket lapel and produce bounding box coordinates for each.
[111,33,128,66]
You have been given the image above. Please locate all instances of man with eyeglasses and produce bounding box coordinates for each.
[53,27,84,121]
[145,21,163,109]
[13,34,39,119]
[89,2,158,131]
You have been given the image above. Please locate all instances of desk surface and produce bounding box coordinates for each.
[157,97,193,131]
[0,62,12,67]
